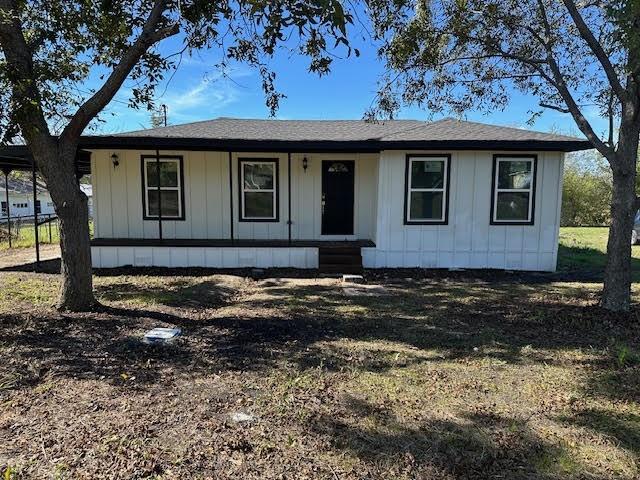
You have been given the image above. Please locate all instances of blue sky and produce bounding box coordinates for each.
[95,30,607,140]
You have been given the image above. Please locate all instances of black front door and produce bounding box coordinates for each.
[322,160,355,235]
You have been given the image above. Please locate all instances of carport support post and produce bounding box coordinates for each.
[32,159,40,268]
[3,168,10,248]
[3,168,11,248]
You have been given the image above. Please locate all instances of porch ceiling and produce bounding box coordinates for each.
[0,145,91,175]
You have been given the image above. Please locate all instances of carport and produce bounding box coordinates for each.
[0,146,91,267]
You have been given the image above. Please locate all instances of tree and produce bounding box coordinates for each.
[366,0,640,311]
[562,157,612,226]
[0,0,353,310]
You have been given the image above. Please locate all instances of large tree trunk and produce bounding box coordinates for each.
[601,164,636,311]
[601,117,640,312]
[56,185,95,311]
[34,146,96,311]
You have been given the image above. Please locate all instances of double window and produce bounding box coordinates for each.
[491,155,536,224]
[141,156,184,220]
[1,201,6,215]
[404,155,450,224]
[239,158,279,222]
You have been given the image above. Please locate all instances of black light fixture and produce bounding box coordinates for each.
[111,152,120,168]
[302,156,308,171]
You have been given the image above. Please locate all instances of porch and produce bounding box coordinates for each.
[90,238,375,272]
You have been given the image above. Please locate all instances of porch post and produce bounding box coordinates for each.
[287,152,292,244]
[156,149,163,240]
[228,151,234,242]
[3,169,11,248]
[32,159,40,268]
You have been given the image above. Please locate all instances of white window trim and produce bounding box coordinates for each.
[406,156,449,223]
[143,157,182,219]
[240,160,277,221]
[492,157,535,224]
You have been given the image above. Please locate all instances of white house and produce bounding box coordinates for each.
[83,118,590,272]
[0,176,56,219]
[0,177,93,220]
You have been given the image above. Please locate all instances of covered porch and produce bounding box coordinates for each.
[89,148,380,271]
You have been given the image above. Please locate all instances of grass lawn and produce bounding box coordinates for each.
[558,226,640,280]
[0,227,638,478]
[0,220,92,251]
[0,220,60,250]
[0,266,639,479]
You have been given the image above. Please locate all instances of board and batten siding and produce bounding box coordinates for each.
[91,150,378,242]
[361,150,564,272]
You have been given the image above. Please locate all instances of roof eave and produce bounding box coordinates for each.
[80,135,592,153]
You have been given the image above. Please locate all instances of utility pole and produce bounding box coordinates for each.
[162,104,168,126]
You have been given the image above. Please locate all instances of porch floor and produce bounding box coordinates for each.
[91,238,375,248]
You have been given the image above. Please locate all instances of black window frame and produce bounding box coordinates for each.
[140,154,186,221]
[238,157,280,223]
[490,154,537,226]
[403,153,451,225]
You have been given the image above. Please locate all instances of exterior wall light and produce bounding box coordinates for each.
[111,153,120,168]
[302,156,308,171]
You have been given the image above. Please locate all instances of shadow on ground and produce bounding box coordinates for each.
[1,273,639,478]
[0,276,637,388]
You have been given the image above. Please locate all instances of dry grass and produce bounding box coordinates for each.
[0,270,639,479]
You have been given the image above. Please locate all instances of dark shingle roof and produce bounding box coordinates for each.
[81,117,592,152]
[0,175,48,195]
[117,117,582,143]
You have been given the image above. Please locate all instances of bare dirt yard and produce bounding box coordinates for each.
[0,268,639,479]
[0,244,59,269]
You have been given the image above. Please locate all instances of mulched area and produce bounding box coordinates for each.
[0,272,639,479]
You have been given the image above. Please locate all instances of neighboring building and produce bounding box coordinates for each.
[0,177,93,220]
[80,183,94,217]
[0,176,55,218]
[85,117,591,272]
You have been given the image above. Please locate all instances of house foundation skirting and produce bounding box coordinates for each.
[91,245,320,269]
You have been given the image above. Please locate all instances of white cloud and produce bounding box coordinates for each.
[91,65,255,133]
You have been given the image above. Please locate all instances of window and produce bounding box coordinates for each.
[404,155,450,224]
[141,156,184,220]
[491,155,536,224]
[35,200,41,214]
[47,201,54,207]
[1,201,6,215]
[239,159,279,221]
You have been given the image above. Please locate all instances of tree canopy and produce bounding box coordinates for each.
[0,0,355,143]
[365,0,640,311]
[367,0,637,151]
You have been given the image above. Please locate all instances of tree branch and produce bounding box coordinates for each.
[536,0,613,156]
[607,90,615,147]
[560,0,626,102]
[539,102,570,113]
[0,0,53,147]
[60,0,178,145]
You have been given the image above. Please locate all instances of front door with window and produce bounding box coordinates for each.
[321,160,355,235]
